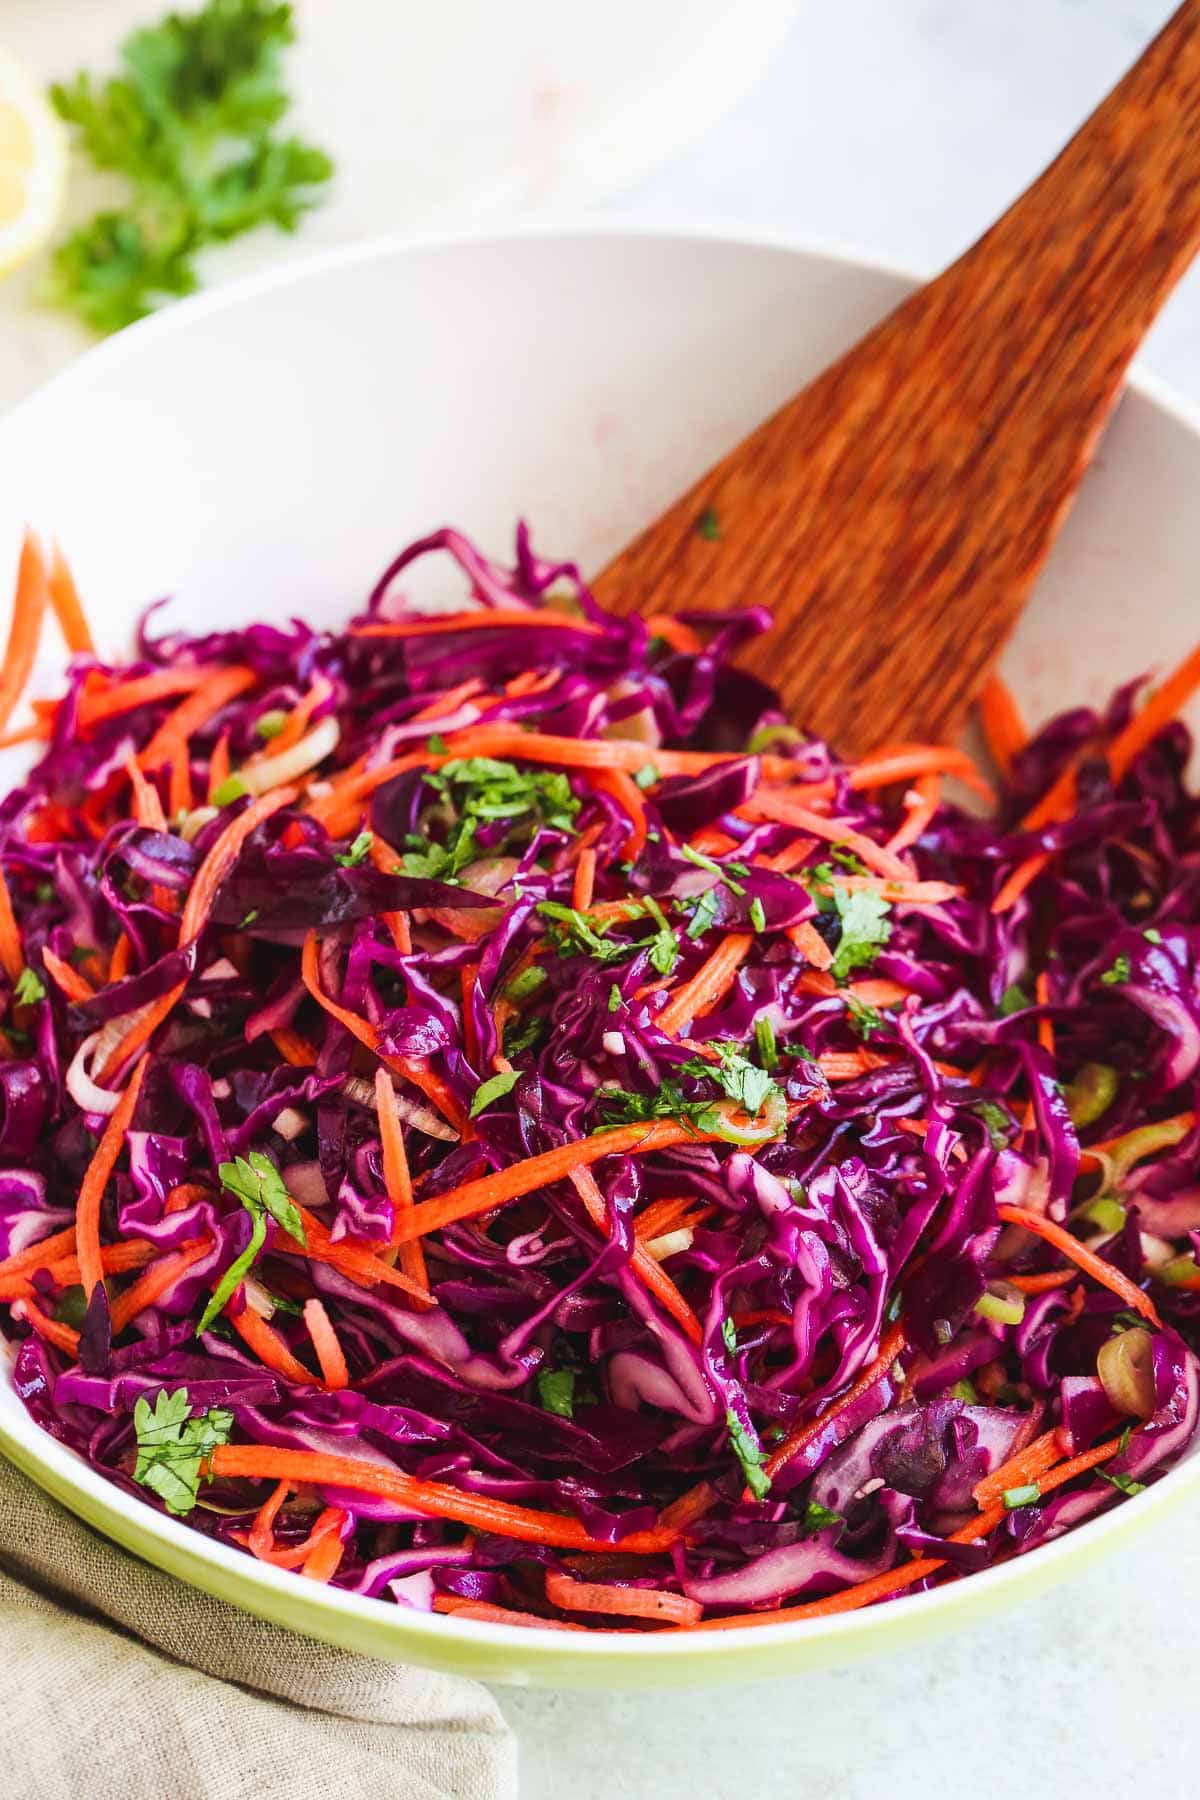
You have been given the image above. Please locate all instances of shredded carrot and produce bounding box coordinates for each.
[0,1238,160,1302]
[375,1066,430,1303]
[787,919,834,972]
[996,1203,1162,1326]
[368,832,413,952]
[168,749,195,818]
[1009,1270,1077,1295]
[643,614,704,655]
[269,1028,319,1068]
[139,665,258,772]
[413,676,488,718]
[1109,640,1200,781]
[0,867,23,985]
[46,544,94,657]
[125,755,168,831]
[657,934,753,1038]
[207,731,231,799]
[979,677,1028,780]
[75,1056,148,1300]
[303,1297,350,1389]
[40,947,96,1004]
[570,1167,702,1345]
[572,845,597,911]
[588,768,648,860]
[433,1596,585,1630]
[740,792,912,882]
[992,852,1049,915]
[207,1444,678,1553]
[301,1530,346,1583]
[248,1480,291,1560]
[17,1297,80,1356]
[108,933,132,983]
[656,1480,719,1533]
[845,978,909,1008]
[544,1569,701,1626]
[847,744,994,805]
[886,774,941,855]
[80,666,213,731]
[688,827,739,857]
[460,963,480,1064]
[0,533,50,741]
[98,788,296,1085]
[0,1224,79,1282]
[972,1427,1065,1509]
[353,609,603,640]
[229,1303,320,1385]
[818,1051,874,1082]
[109,1238,211,1334]
[279,1198,432,1304]
[762,1324,906,1483]
[633,1195,708,1242]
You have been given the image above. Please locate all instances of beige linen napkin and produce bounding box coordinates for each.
[0,1456,516,1799]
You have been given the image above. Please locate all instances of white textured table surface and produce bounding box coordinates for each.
[505,7,1200,1798]
[4,5,1198,1797]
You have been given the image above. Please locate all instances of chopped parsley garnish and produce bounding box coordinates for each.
[197,1154,305,1335]
[426,732,448,755]
[799,1499,843,1536]
[503,1013,548,1059]
[504,965,548,1002]
[681,843,745,896]
[536,1369,576,1419]
[972,1100,1013,1150]
[681,1041,782,1119]
[607,983,623,1013]
[696,506,720,541]
[726,1408,771,1500]
[642,896,680,976]
[754,1016,778,1070]
[721,1316,738,1354]
[470,1069,520,1117]
[998,982,1030,1016]
[334,830,373,868]
[13,967,46,1007]
[748,896,767,933]
[405,755,578,879]
[133,1386,234,1516]
[538,901,636,964]
[846,995,883,1039]
[1100,954,1131,986]
[829,889,891,982]
[682,887,721,941]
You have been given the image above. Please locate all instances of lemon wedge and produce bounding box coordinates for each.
[0,48,66,278]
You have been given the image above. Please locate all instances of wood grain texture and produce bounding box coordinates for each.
[594,2,1200,754]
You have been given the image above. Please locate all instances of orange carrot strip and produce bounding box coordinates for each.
[395,1120,719,1245]
[47,545,94,656]
[247,675,332,763]
[108,933,132,983]
[303,1297,350,1390]
[76,1057,148,1299]
[762,1324,906,1483]
[0,1238,160,1301]
[544,1569,701,1626]
[657,934,753,1038]
[352,609,603,640]
[886,774,941,854]
[248,1480,290,1561]
[208,1444,677,1553]
[1009,1270,1077,1295]
[281,1200,432,1304]
[572,846,597,912]
[80,667,212,730]
[376,1066,430,1302]
[0,1224,79,1282]
[125,755,168,830]
[570,1167,702,1346]
[740,792,911,882]
[17,1297,80,1357]
[845,978,909,1008]
[109,1238,212,1334]
[139,666,258,770]
[996,1203,1162,1326]
[432,1596,585,1630]
[689,827,739,857]
[656,1481,719,1533]
[207,731,231,799]
[979,677,1027,780]
[97,788,296,1084]
[787,919,834,972]
[0,720,51,749]
[847,744,994,804]
[644,614,704,655]
[413,676,488,719]
[818,1051,873,1082]
[40,947,96,1004]
[992,853,1050,915]
[0,867,23,984]
[0,533,49,741]
[269,1028,319,1068]
[972,1428,1064,1509]
[229,1304,319,1386]
[168,750,195,818]
[589,768,648,860]
[301,1530,346,1583]
[1109,641,1200,782]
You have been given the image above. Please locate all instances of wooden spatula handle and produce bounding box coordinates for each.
[593,1,1200,752]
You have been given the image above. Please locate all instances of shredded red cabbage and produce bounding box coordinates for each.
[2,522,1198,1631]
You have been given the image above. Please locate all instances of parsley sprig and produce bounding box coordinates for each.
[133,1386,233,1516]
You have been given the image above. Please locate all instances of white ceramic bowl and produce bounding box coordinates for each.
[0,229,1198,1688]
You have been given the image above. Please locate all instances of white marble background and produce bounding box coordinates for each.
[3,4,1198,1796]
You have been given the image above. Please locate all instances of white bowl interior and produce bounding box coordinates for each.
[0,229,1197,1683]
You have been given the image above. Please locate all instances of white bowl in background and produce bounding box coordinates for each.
[0,228,1197,1686]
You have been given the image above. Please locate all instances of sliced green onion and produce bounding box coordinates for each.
[1159,1254,1200,1287]
[746,723,803,754]
[1063,1062,1119,1129]
[211,775,249,807]
[255,709,287,740]
[1002,1483,1041,1510]
[948,1379,978,1404]
[1077,1195,1127,1234]
[974,1282,1026,1326]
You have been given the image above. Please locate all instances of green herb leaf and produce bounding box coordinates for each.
[642,896,680,977]
[1100,954,1131,986]
[846,994,883,1039]
[607,983,623,1013]
[726,1408,771,1500]
[696,506,720,541]
[1098,1469,1146,1497]
[536,1368,576,1419]
[948,1379,978,1404]
[334,830,373,868]
[972,1100,1013,1151]
[681,842,746,896]
[754,1015,777,1070]
[505,965,548,1002]
[998,982,1031,1016]
[237,909,259,931]
[682,887,721,941]
[748,896,767,933]
[426,733,448,755]
[133,1386,234,1516]
[830,888,891,982]
[721,1316,738,1354]
[197,1153,304,1334]
[13,967,46,1007]
[537,901,634,965]
[799,1499,843,1536]
[470,1070,520,1117]
[682,1040,782,1119]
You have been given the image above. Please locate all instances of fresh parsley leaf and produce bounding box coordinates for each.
[642,895,680,977]
[972,1100,1013,1150]
[682,886,720,941]
[470,1070,520,1117]
[334,830,373,868]
[681,843,745,897]
[754,1015,777,1070]
[197,1153,304,1334]
[597,1079,715,1132]
[426,733,448,755]
[1100,954,1131,986]
[13,967,46,1007]
[846,995,883,1039]
[726,1408,771,1500]
[504,1013,547,1058]
[998,982,1031,1016]
[45,1,333,335]
[830,888,891,982]
[748,896,767,933]
[683,1041,781,1118]
[536,1368,576,1419]
[721,1316,738,1354]
[538,901,634,964]
[696,506,720,541]
[799,1499,843,1536]
[829,844,867,875]
[607,983,623,1013]
[133,1386,233,1516]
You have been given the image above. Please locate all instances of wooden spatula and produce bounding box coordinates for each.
[594,1,1200,755]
